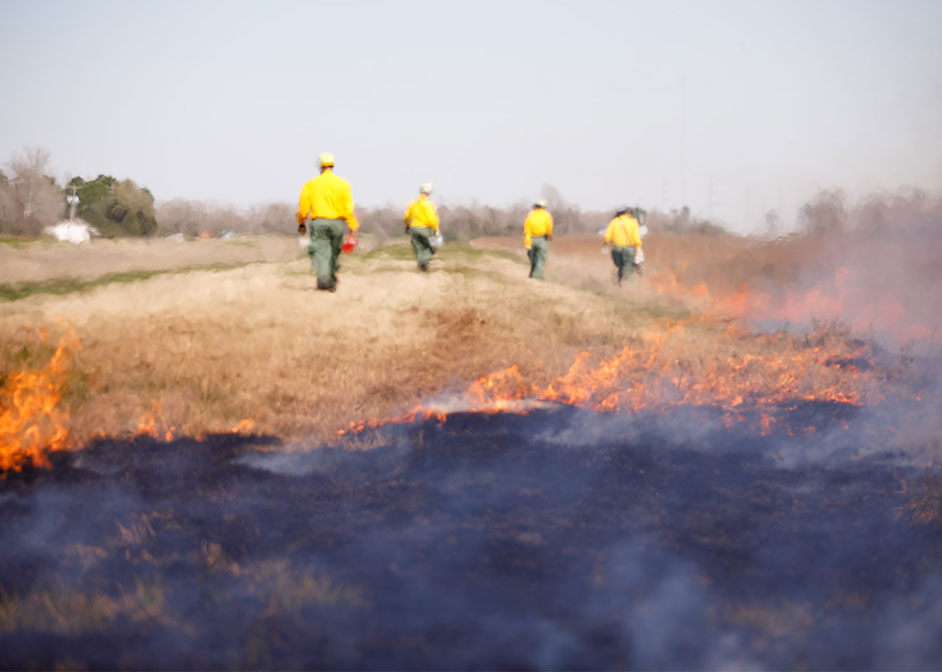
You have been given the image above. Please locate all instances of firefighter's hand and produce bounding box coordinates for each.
[298,223,306,235]
[404,225,410,235]
[341,233,358,253]
[546,233,553,241]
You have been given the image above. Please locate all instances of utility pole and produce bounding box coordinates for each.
[65,185,79,221]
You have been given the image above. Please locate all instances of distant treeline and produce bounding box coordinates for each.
[2,147,938,239]
[0,146,725,240]
[153,198,723,241]
[0,148,157,237]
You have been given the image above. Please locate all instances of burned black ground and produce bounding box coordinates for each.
[1,404,941,670]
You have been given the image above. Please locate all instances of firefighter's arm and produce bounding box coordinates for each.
[602,222,613,252]
[428,202,440,234]
[296,185,310,228]
[341,185,359,232]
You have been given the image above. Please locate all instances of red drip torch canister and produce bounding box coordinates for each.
[342,234,358,253]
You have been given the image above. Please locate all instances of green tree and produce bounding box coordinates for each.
[71,174,156,237]
[109,180,157,236]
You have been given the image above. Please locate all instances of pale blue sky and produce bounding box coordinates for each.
[1,0,940,232]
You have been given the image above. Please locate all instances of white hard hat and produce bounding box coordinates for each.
[534,199,547,208]
[420,182,433,194]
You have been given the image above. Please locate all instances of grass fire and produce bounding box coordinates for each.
[1,220,941,669]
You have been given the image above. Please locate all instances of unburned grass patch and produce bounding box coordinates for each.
[0,262,257,302]
[0,331,59,377]
[0,237,45,249]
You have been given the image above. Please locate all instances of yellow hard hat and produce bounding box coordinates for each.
[319,153,335,168]
[420,182,433,194]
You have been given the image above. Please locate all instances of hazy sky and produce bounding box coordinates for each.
[1,0,940,232]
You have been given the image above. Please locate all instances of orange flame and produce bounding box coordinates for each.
[340,318,892,438]
[135,402,176,441]
[465,321,880,420]
[650,265,933,343]
[0,327,80,473]
[231,419,256,434]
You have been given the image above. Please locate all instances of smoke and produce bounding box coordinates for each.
[674,190,942,350]
[2,406,940,669]
[873,576,942,670]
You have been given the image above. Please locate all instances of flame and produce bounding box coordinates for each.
[231,419,256,434]
[135,401,176,441]
[650,265,933,343]
[338,403,445,436]
[0,327,80,473]
[340,318,892,439]
[136,406,257,440]
[135,401,175,441]
[466,320,880,417]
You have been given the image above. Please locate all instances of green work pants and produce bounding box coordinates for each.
[611,245,636,282]
[411,226,435,270]
[528,236,549,279]
[310,218,347,290]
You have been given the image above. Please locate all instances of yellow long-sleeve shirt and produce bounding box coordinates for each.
[523,208,553,247]
[296,169,360,231]
[604,214,642,248]
[403,194,440,232]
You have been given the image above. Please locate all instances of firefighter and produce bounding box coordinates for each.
[524,199,553,279]
[403,183,440,271]
[603,206,643,284]
[296,153,360,292]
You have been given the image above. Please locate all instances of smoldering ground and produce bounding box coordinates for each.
[2,395,942,670]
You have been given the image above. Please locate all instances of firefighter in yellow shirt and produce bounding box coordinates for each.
[603,207,643,284]
[524,200,553,279]
[296,153,360,292]
[403,183,440,272]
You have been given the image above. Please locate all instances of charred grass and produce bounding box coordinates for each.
[1,409,940,669]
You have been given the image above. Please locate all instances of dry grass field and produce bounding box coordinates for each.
[0,229,922,455]
[0,233,672,450]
